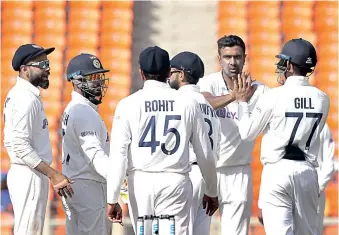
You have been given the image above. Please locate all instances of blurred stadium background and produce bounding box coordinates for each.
[0,0,338,234]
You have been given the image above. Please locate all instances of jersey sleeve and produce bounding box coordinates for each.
[10,97,42,168]
[107,99,131,204]
[318,125,335,192]
[238,91,275,141]
[189,100,218,197]
[73,109,108,179]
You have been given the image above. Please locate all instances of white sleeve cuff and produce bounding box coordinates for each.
[107,196,119,205]
[21,151,42,168]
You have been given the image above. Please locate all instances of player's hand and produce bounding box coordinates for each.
[258,208,264,225]
[232,72,257,102]
[202,194,219,216]
[50,172,74,198]
[107,203,123,225]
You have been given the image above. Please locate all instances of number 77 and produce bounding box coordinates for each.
[285,112,323,150]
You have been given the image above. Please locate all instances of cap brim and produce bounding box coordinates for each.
[34,47,55,58]
[275,53,291,60]
[83,69,110,76]
[26,47,55,63]
[44,47,55,55]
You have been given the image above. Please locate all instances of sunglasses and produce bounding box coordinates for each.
[26,60,50,70]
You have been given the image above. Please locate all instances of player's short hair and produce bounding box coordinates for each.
[183,74,199,85]
[292,64,311,76]
[217,35,246,55]
[143,70,168,83]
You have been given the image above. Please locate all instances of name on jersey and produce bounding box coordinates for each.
[216,108,238,120]
[42,118,48,129]
[199,103,217,118]
[62,112,70,126]
[295,98,314,109]
[145,100,175,112]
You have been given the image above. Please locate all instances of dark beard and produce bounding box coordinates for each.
[39,80,49,89]
[169,79,180,90]
[28,71,49,89]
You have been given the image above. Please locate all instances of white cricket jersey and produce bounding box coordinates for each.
[3,77,52,165]
[178,85,221,164]
[62,91,109,183]
[197,71,270,167]
[238,76,330,167]
[107,80,217,203]
[316,123,335,192]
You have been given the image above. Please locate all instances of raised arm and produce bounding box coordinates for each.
[202,92,236,110]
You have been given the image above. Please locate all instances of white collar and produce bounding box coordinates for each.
[285,76,309,86]
[16,76,40,97]
[71,90,98,111]
[143,80,171,89]
[178,84,200,93]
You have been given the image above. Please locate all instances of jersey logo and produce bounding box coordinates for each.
[42,118,48,129]
[81,131,95,137]
[216,108,238,120]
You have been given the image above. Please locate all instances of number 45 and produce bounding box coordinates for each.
[285,112,323,150]
[139,115,181,155]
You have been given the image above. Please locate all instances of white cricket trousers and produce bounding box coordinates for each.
[7,164,49,235]
[61,179,112,235]
[217,164,252,235]
[260,159,319,235]
[127,171,193,235]
[316,191,325,235]
[188,165,211,235]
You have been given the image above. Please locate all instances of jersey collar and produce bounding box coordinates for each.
[16,76,40,97]
[285,76,309,86]
[143,80,171,89]
[217,70,231,94]
[71,90,98,111]
[178,84,200,93]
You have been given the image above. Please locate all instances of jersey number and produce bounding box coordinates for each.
[138,115,181,155]
[204,118,214,150]
[285,112,323,150]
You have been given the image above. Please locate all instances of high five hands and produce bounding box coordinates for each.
[232,72,258,103]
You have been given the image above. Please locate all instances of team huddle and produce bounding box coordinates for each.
[3,35,334,235]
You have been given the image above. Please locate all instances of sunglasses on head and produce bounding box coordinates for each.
[26,60,50,70]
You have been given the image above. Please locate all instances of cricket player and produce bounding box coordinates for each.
[197,35,269,235]
[316,123,335,234]
[168,51,221,235]
[106,46,219,235]
[61,53,115,234]
[3,44,74,235]
[257,123,335,234]
[234,38,330,235]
